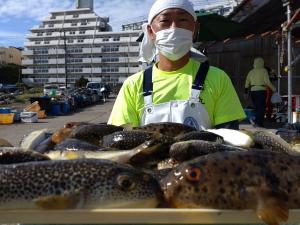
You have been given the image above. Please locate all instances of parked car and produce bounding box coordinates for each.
[86,82,106,102]
[43,84,59,96]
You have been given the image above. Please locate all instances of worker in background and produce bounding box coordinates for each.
[265,66,277,120]
[245,57,276,127]
[108,0,245,130]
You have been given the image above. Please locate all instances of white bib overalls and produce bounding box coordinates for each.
[141,61,212,130]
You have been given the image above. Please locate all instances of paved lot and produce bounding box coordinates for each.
[0,97,116,146]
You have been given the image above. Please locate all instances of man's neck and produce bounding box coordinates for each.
[157,53,190,71]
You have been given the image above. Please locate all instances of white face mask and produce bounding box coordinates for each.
[154,27,193,61]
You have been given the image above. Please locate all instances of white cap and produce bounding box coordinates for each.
[140,0,198,63]
[148,0,197,24]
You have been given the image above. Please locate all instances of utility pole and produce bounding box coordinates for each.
[282,0,292,123]
[63,30,68,89]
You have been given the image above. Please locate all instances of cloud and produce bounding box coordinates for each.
[94,0,153,30]
[0,0,73,21]
[0,31,25,47]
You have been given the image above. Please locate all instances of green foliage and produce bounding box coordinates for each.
[75,76,89,88]
[0,64,22,84]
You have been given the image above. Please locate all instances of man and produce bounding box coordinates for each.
[108,0,245,130]
[245,57,276,127]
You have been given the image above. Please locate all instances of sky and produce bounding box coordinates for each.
[0,0,231,47]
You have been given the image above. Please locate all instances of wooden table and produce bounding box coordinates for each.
[0,209,300,224]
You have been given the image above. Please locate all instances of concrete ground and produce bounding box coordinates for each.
[0,95,284,147]
[0,97,116,146]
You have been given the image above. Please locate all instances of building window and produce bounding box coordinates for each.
[102,57,119,62]
[81,22,87,25]
[48,24,54,28]
[35,41,41,44]
[44,41,50,44]
[46,32,52,36]
[67,40,74,43]
[71,23,77,26]
[103,38,109,42]
[73,14,79,18]
[102,67,119,73]
[37,33,43,36]
[78,39,84,43]
[69,31,76,35]
[113,37,120,41]
[50,16,56,19]
[79,31,86,34]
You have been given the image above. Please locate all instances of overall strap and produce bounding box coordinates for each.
[191,60,210,100]
[143,66,153,105]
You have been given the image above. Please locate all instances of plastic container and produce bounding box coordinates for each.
[0,108,11,114]
[20,112,38,123]
[30,97,51,114]
[51,104,62,116]
[38,110,46,119]
[61,102,70,114]
[244,108,255,122]
[24,101,41,112]
[0,113,14,124]
[11,110,21,122]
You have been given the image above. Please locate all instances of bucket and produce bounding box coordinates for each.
[0,113,14,124]
[244,108,255,122]
[0,108,11,114]
[293,112,300,123]
[20,112,38,123]
[51,104,62,115]
[38,110,46,119]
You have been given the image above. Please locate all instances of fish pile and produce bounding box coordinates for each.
[1,121,300,225]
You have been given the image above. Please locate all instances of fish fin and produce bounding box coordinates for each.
[215,137,224,144]
[245,186,289,225]
[34,189,86,209]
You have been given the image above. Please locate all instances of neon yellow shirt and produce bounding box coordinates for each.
[108,59,246,127]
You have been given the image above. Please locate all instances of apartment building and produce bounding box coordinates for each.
[0,47,22,66]
[22,0,141,85]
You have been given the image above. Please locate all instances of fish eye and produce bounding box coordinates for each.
[117,175,136,191]
[185,167,202,182]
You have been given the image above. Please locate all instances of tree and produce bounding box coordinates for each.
[75,76,89,88]
[0,64,22,84]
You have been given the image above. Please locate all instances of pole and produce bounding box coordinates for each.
[287,2,292,123]
[277,44,281,95]
[63,31,68,89]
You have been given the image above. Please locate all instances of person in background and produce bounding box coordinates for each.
[108,0,245,130]
[265,66,277,120]
[245,57,276,127]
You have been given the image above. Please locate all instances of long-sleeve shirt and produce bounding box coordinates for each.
[245,58,276,92]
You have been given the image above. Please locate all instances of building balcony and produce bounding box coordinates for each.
[119,57,139,63]
[64,14,97,20]
[92,68,102,73]
[22,69,34,74]
[48,68,66,74]
[30,25,46,31]
[48,49,65,55]
[48,59,65,64]
[22,59,33,65]
[22,50,34,56]
[43,15,65,21]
